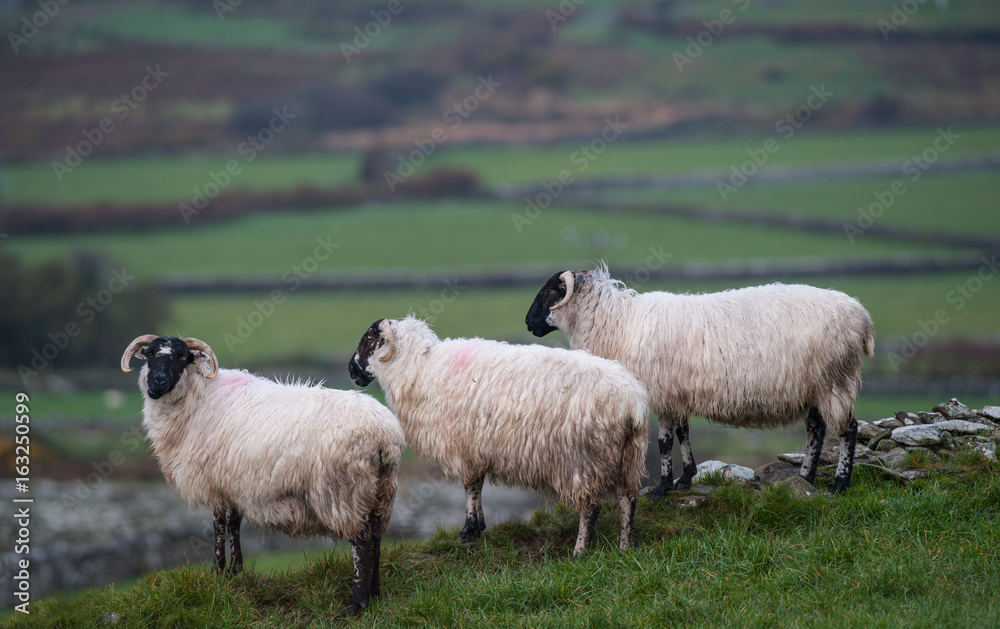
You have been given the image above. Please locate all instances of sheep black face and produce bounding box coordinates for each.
[349,319,387,387]
[143,337,197,399]
[526,270,584,337]
[121,335,219,399]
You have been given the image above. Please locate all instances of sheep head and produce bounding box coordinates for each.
[525,270,586,337]
[121,335,219,400]
[349,319,394,387]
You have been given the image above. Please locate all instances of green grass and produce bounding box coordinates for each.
[8,456,999,627]
[4,1,335,53]
[2,153,359,205]
[611,171,1000,236]
[22,389,142,420]
[6,126,1000,205]
[0,198,953,279]
[423,125,1000,187]
[676,0,999,29]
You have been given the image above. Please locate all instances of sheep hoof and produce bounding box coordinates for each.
[830,478,850,494]
[345,601,366,616]
[458,529,481,544]
[648,483,672,500]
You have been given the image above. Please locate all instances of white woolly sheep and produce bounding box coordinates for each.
[348,316,649,556]
[120,335,405,614]
[526,265,874,495]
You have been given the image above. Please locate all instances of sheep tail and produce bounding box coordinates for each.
[373,444,401,537]
[619,403,650,493]
[863,327,875,358]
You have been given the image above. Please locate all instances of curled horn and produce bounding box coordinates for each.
[120,334,158,373]
[183,337,219,379]
[378,319,395,363]
[549,271,576,311]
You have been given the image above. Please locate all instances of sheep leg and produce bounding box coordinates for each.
[573,502,602,557]
[617,489,637,552]
[369,511,383,599]
[800,407,826,484]
[674,420,697,490]
[831,414,858,494]
[459,474,486,542]
[347,529,375,615]
[212,511,227,574]
[649,415,676,500]
[226,507,243,575]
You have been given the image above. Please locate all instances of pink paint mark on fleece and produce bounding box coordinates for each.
[215,370,255,403]
[450,343,479,373]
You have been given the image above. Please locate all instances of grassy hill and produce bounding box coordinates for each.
[6,455,999,628]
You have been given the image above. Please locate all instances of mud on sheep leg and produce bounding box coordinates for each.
[649,415,676,500]
[831,414,858,494]
[212,511,227,574]
[617,489,637,551]
[674,419,697,490]
[800,407,826,484]
[459,474,486,542]
[226,507,243,575]
[573,502,602,557]
[347,523,376,615]
[370,512,384,599]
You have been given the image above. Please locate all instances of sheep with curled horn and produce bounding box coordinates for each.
[349,316,650,556]
[525,264,875,496]
[121,335,405,614]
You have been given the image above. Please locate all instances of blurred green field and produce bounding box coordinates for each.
[5,126,1000,204]
[2,153,358,205]
[674,0,998,29]
[2,199,945,277]
[596,171,1000,235]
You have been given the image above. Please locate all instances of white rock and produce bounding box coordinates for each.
[933,420,994,435]
[692,460,756,484]
[856,420,877,441]
[891,425,942,447]
[978,406,1000,421]
[778,452,805,465]
[973,442,996,461]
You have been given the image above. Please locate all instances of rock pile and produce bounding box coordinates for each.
[772,398,998,484]
[672,398,999,498]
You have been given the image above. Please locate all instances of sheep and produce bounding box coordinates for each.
[525,265,875,496]
[347,316,649,556]
[120,335,405,614]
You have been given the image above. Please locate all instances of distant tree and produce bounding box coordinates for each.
[0,253,169,378]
